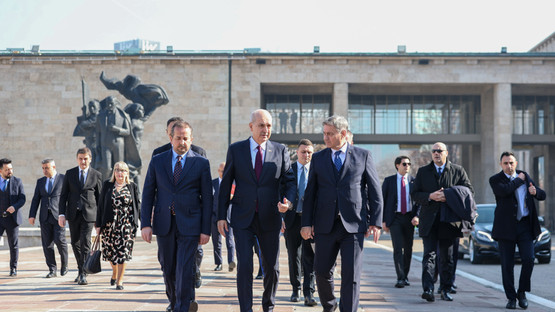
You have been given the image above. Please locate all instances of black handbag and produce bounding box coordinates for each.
[83,234,102,274]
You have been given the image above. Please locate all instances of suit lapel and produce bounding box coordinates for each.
[338,146,352,182]
[164,150,174,182]
[322,149,336,182]
[244,139,257,182]
[261,141,275,182]
[178,151,195,184]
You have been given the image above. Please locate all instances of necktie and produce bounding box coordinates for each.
[48,178,54,194]
[334,151,342,172]
[512,176,523,221]
[437,167,442,175]
[401,177,407,214]
[171,156,183,215]
[255,146,263,181]
[297,166,307,213]
[80,170,85,187]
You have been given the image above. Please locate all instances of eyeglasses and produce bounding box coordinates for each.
[432,149,444,154]
[401,162,411,166]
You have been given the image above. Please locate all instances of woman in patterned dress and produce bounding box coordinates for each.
[95,161,140,290]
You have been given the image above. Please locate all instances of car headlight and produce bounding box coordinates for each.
[476,230,494,242]
[537,230,550,242]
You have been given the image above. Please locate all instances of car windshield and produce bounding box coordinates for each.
[476,205,495,223]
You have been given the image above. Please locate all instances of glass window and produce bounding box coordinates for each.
[512,95,555,135]
[264,94,331,134]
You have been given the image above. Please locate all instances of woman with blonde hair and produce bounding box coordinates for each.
[95,161,140,290]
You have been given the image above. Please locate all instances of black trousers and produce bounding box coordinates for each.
[41,212,69,272]
[67,211,94,275]
[389,213,414,281]
[421,223,456,292]
[283,213,315,297]
[0,215,19,270]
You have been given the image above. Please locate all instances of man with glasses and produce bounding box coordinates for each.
[411,142,473,302]
[382,156,418,288]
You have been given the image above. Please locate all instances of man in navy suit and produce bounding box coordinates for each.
[381,156,417,288]
[301,115,383,312]
[489,151,546,310]
[0,158,26,277]
[211,162,236,272]
[152,116,206,289]
[283,139,316,306]
[142,120,212,312]
[29,159,69,278]
[59,147,102,285]
[218,109,296,312]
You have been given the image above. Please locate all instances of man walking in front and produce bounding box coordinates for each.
[489,151,545,310]
[29,159,69,278]
[411,142,473,302]
[301,115,383,312]
[59,148,102,285]
[142,120,212,312]
[0,158,26,277]
[218,109,296,312]
[381,156,417,288]
[283,139,316,306]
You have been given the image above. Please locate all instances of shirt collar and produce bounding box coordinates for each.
[249,137,267,151]
[331,142,348,155]
[172,149,188,160]
[505,172,518,180]
[396,172,408,179]
[297,161,309,170]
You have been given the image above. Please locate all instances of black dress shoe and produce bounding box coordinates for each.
[214,264,222,271]
[506,299,517,309]
[421,290,435,302]
[60,267,68,276]
[110,278,116,286]
[74,274,80,283]
[452,283,457,289]
[78,275,88,285]
[195,272,202,288]
[395,280,405,288]
[189,300,198,312]
[290,291,300,302]
[9,268,16,277]
[228,261,236,272]
[517,291,528,309]
[448,286,457,294]
[255,270,263,279]
[166,303,173,312]
[304,295,317,306]
[116,284,124,290]
[403,279,410,286]
[46,271,57,278]
[441,290,453,301]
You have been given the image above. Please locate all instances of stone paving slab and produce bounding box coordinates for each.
[0,235,552,311]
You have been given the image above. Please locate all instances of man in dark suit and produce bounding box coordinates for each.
[152,116,206,289]
[301,115,383,312]
[29,159,69,278]
[411,142,473,302]
[283,139,316,306]
[211,162,236,272]
[489,151,546,310]
[381,155,417,288]
[218,109,296,312]
[58,147,102,285]
[0,158,26,277]
[142,120,212,312]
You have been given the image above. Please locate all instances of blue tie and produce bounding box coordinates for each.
[297,166,307,213]
[437,167,442,175]
[334,151,342,172]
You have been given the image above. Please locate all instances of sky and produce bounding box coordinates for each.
[2,0,555,53]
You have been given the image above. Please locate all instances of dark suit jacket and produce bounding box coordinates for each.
[141,149,213,236]
[283,163,302,229]
[2,176,26,226]
[59,166,102,223]
[381,174,417,228]
[411,161,473,237]
[29,173,64,222]
[302,145,383,234]
[489,170,546,241]
[218,138,296,232]
[96,180,141,229]
[212,178,220,223]
[152,142,207,158]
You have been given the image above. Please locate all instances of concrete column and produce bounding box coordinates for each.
[480,84,512,203]
[333,83,349,117]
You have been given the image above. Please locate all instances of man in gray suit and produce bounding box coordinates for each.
[29,159,69,278]
[218,109,296,312]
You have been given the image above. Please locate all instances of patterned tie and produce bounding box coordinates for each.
[297,166,307,213]
[255,145,263,181]
[48,178,54,194]
[437,167,442,175]
[171,156,183,215]
[334,151,342,172]
[401,176,407,214]
[79,170,85,187]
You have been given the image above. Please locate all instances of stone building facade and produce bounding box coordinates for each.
[2,42,555,231]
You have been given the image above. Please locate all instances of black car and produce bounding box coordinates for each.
[460,204,551,264]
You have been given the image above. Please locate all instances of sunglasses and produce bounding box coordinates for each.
[432,149,444,154]
[401,162,411,166]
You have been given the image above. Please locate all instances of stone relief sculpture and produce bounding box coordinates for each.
[73,73,169,184]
